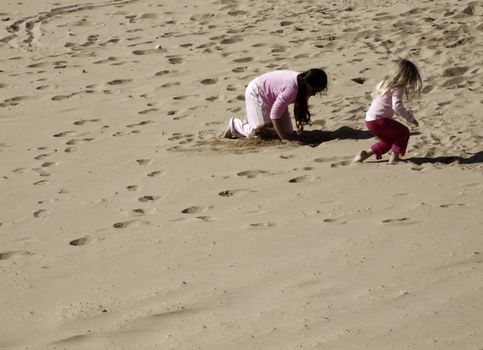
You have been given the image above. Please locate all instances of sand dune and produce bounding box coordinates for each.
[1,0,482,349]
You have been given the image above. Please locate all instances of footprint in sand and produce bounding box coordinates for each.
[463,183,481,188]
[137,195,159,202]
[34,153,52,160]
[136,159,152,165]
[53,60,67,69]
[233,57,253,63]
[33,179,49,185]
[27,62,49,68]
[330,160,352,167]
[322,218,348,224]
[236,170,270,178]
[246,222,276,230]
[51,93,76,101]
[441,76,465,88]
[82,34,99,46]
[227,10,248,16]
[0,250,33,260]
[0,96,31,107]
[196,216,215,222]
[127,185,140,191]
[138,13,158,20]
[138,108,159,115]
[33,209,48,218]
[439,203,466,208]
[351,77,366,85]
[33,168,50,177]
[126,120,154,128]
[422,85,433,94]
[293,167,314,171]
[159,82,180,88]
[147,171,162,177]
[381,217,419,225]
[181,206,203,214]
[172,95,192,101]
[167,56,184,64]
[232,67,247,73]
[107,79,132,86]
[66,138,94,145]
[93,57,118,64]
[155,69,172,76]
[204,121,223,126]
[73,118,101,126]
[112,219,149,229]
[227,106,242,114]
[218,189,252,197]
[53,131,76,138]
[280,20,294,27]
[442,66,469,77]
[69,236,90,246]
[168,133,194,143]
[200,78,218,85]
[314,156,343,163]
[129,208,146,217]
[220,36,243,44]
[288,175,315,183]
[132,49,166,56]
[271,46,287,54]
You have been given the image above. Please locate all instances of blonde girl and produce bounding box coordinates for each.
[353,59,422,164]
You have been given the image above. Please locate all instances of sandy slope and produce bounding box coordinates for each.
[0,0,482,349]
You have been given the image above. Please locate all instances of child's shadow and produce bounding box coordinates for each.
[406,151,483,165]
[296,126,373,147]
[256,126,373,146]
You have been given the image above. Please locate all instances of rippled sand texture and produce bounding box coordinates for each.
[0,0,482,349]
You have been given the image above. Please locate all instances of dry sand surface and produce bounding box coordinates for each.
[1,0,482,349]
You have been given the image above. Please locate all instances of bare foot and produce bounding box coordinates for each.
[222,125,233,138]
[388,153,401,165]
[353,150,373,163]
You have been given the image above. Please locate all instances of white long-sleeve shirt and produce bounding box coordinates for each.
[366,87,415,122]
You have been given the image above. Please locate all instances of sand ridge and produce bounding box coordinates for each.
[0,0,482,349]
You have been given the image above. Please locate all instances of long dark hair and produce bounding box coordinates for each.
[294,68,328,131]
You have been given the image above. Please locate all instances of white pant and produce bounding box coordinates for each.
[228,79,293,138]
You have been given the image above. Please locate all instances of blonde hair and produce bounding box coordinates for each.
[372,59,422,99]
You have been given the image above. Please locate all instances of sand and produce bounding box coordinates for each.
[0,0,482,349]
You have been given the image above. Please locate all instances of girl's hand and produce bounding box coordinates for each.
[280,133,298,144]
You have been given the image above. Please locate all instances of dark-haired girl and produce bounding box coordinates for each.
[223,69,328,142]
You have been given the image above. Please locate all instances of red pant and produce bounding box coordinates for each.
[366,119,410,159]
